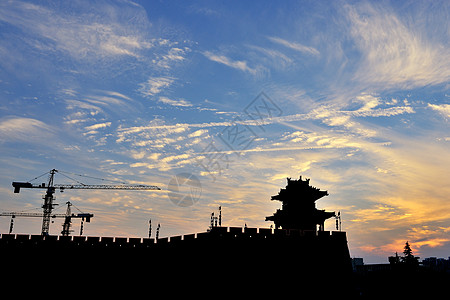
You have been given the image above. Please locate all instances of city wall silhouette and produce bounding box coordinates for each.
[1,227,353,295]
[1,176,355,295]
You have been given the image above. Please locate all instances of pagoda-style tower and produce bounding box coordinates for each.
[266,176,335,231]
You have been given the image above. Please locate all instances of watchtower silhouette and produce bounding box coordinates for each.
[266,176,335,231]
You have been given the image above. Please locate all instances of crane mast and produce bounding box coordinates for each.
[10,169,161,235]
[61,201,72,236]
[41,169,56,235]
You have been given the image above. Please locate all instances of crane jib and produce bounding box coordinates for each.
[55,184,161,190]
[12,181,161,193]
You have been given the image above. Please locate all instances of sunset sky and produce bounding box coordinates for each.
[0,0,449,263]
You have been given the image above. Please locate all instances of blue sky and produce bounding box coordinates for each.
[0,0,449,263]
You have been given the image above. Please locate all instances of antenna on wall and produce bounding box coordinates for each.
[339,211,342,231]
[148,219,152,238]
[335,211,341,231]
[210,212,215,230]
[156,223,160,240]
[9,216,14,233]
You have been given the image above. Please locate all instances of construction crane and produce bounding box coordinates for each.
[0,201,93,236]
[10,169,161,235]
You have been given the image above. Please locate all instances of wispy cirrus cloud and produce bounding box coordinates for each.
[0,116,54,142]
[113,92,416,181]
[0,1,153,61]
[0,0,192,82]
[138,76,175,97]
[155,46,191,69]
[84,122,112,131]
[202,51,264,76]
[158,97,192,107]
[63,89,136,120]
[116,94,414,136]
[345,2,450,89]
[267,36,320,56]
[137,77,193,107]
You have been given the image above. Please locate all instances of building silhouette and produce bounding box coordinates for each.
[266,176,335,231]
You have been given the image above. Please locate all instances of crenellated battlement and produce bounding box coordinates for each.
[0,227,347,249]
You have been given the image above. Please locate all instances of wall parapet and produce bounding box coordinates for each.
[0,228,347,248]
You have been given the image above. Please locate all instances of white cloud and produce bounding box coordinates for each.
[160,153,190,163]
[65,100,102,115]
[129,152,199,172]
[246,45,294,70]
[84,94,132,108]
[351,106,415,118]
[130,162,152,168]
[158,96,192,107]
[156,47,190,69]
[203,51,262,75]
[428,103,450,118]
[147,153,161,161]
[138,77,175,97]
[355,94,380,111]
[116,98,415,147]
[267,36,320,56]
[84,122,112,131]
[281,130,362,151]
[117,121,230,139]
[188,129,209,138]
[63,90,137,131]
[0,1,153,61]
[0,117,54,142]
[103,91,132,101]
[346,2,450,89]
[116,118,191,147]
[274,100,414,131]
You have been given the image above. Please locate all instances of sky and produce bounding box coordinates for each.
[0,0,449,263]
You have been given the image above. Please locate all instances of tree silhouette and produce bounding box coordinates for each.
[400,241,418,266]
[403,241,412,256]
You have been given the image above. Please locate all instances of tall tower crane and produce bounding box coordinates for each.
[0,201,93,236]
[10,169,161,235]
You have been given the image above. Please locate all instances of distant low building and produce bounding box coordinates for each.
[422,256,450,271]
[351,257,364,271]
